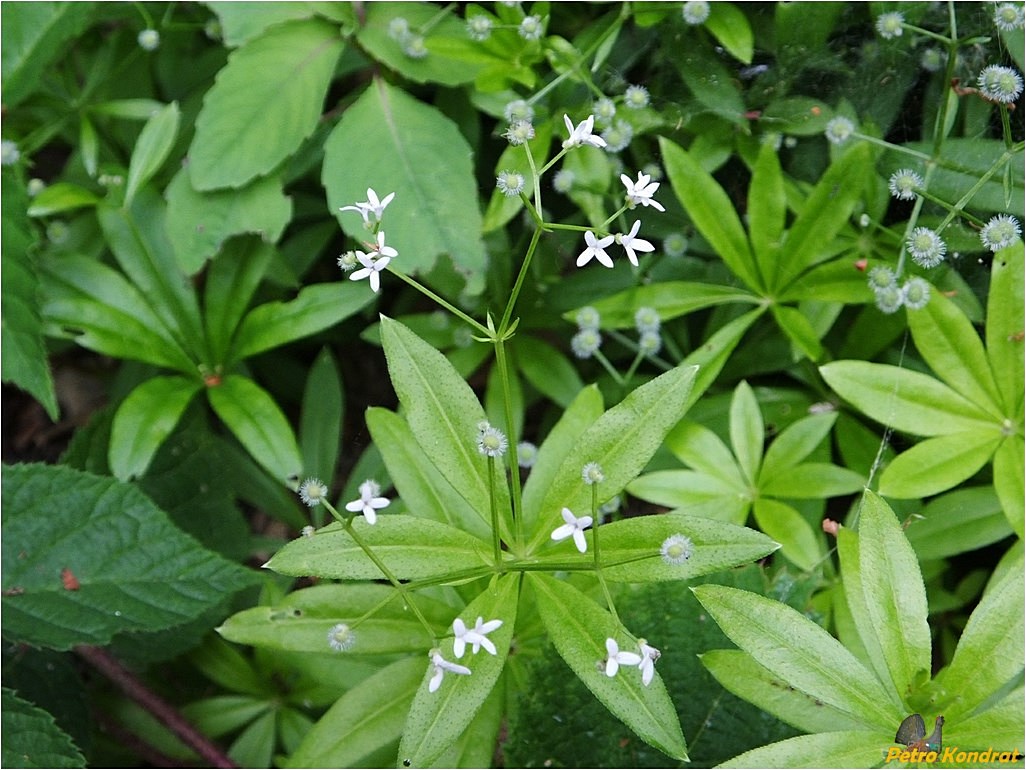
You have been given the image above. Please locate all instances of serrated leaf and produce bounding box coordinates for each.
[229,282,374,363]
[189,19,344,190]
[718,730,890,769]
[165,168,292,275]
[529,364,698,551]
[820,361,999,435]
[124,102,180,208]
[322,80,486,281]
[857,490,931,701]
[1,171,57,419]
[0,463,259,650]
[1,688,85,768]
[109,375,203,481]
[379,317,511,542]
[207,374,303,483]
[265,516,491,581]
[878,431,1002,498]
[692,584,899,729]
[529,573,688,761]
[399,573,518,768]
[286,657,425,768]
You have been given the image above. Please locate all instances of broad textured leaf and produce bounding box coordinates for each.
[299,349,343,486]
[986,243,1024,416]
[399,574,518,768]
[752,499,822,572]
[124,102,180,208]
[701,650,865,735]
[218,584,453,654]
[530,573,688,761]
[1,688,85,768]
[207,374,303,483]
[0,463,259,650]
[513,336,584,409]
[521,385,604,529]
[266,516,491,581]
[938,565,1024,721]
[820,361,999,435]
[878,431,1002,498]
[1,170,57,419]
[906,487,1012,560]
[165,168,292,275]
[993,436,1025,537]
[97,195,207,359]
[660,138,758,288]
[529,364,698,551]
[1,2,94,108]
[380,317,511,540]
[39,254,196,373]
[909,292,1003,418]
[203,236,275,364]
[771,144,870,292]
[528,512,778,583]
[729,381,763,486]
[230,282,374,363]
[578,282,759,327]
[366,408,491,542]
[189,19,344,190]
[286,657,424,769]
[208,1,325,46]
[718,730,890,769]
[857,490,931,701]
[109,375,202,481]
[323,79,487,281]
[692,584,898,729]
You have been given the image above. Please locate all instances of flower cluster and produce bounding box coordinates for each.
[603,637,661,686]
[388,16,427,59]
[429,616,503,692]
[978,65,1024,104]
[824,116,856,145]
[887,168,923,201]
[866,265,932,314]
[338,188,399,293]
[980,214,1022,252]
[570,306,603,359]
[344,479,390,524]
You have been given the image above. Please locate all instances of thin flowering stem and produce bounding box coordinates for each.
[387,267,491,337]
[593,348,625,386]
[608,329,673,371]
[487,454,503,564]
[493,340,525,550]
[935,143,1024,232]
[499,227,543,333]
[521,140,543,217]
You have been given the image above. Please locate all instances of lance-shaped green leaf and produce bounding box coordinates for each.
[124,101,179,208]
[760,412,837,479]
[857,490,932,702]
[399,573,519,768]
[730,380,764,486]
[718,730,890,769]
[908,292,1003,419]
[528,363,698,551]
[681,309,765,412]
[692,584,898,729]
[109,375,203,481]
[97,194,207,360]
[26,181,101,217]
[575,282,760,327]
[752,499,822,572]
[705,1,754,63]
[878,431,1003,499]
[265,516,491,581]
[367,408,491,542]
[945,688,1025,751]
[660,137,759,289]
[218,584,454,654]
[993,436,1025,537]
[380,317,511,538]
[2,687,85,768]
[986,244,1024,416]
[747,142,785,284]
[1,463,259,650]
[935,564,1024,721]
[627,470,749,523]
[207,374,302,484]
[905,487,1012,560]
[701,650,866,735]
[526,512,777,582]
[529,572,688,761]
[203,236,274,364]
[772,304,824,361]
[665,421,743,484]
[229,282,374,363]
[820,361,1000,435]
[285,657,425,769]
[189,19,344,190]
[165,169,292,276]
[299,349,343,487]
[39,254,196,373]
[760,463,865,499]
[513,336,584,409]
[322,79,487,281]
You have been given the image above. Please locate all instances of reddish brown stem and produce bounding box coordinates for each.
[76,645,237,769]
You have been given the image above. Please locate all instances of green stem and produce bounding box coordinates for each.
[593,349,624,386]
[487,454,503,564]
[493,341,525,550]
[387,267,490,337]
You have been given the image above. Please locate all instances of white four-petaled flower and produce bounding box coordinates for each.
[621,172,665,211]
[339,187,395,225]
[577,231,615,268]
[452,616,503,658]
[638,640,661,686]
[617,220,656,266]
[551,507,593,553]
[562,114,608,149]
[604,638,642,677]
[428,649,472,692]
[344,479,390,524]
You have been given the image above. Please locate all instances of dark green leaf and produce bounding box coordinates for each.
[202,236,275,364]
[124,102,180,208]
[906,487,1012,561]
[1,688,85,768]
[704,2,754,63]
[578,282,760,327]
[513,336,584,409]
[299,349,343,486]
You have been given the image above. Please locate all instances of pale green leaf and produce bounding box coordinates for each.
[906,487,1013,560]
[747,142,786,285]
[760,463,866,499]
[761,413,837,479]
[986,243,1024,416]
[189,19,344,190]
[626,469,743,512]
[208,1,323,46]
[878,431,1002,499]
[752,499,822,572]
[664,421,744,485]
[771,304,824,361]
[25,182,100,217]
[681,308,765,410]
[993,436,1025,537]
[577,282,760,327]
[704,2,754,63]
[124,101,180,208]
[729,381,764,486]
[945,688,1025,752]
[718,730,890,769]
